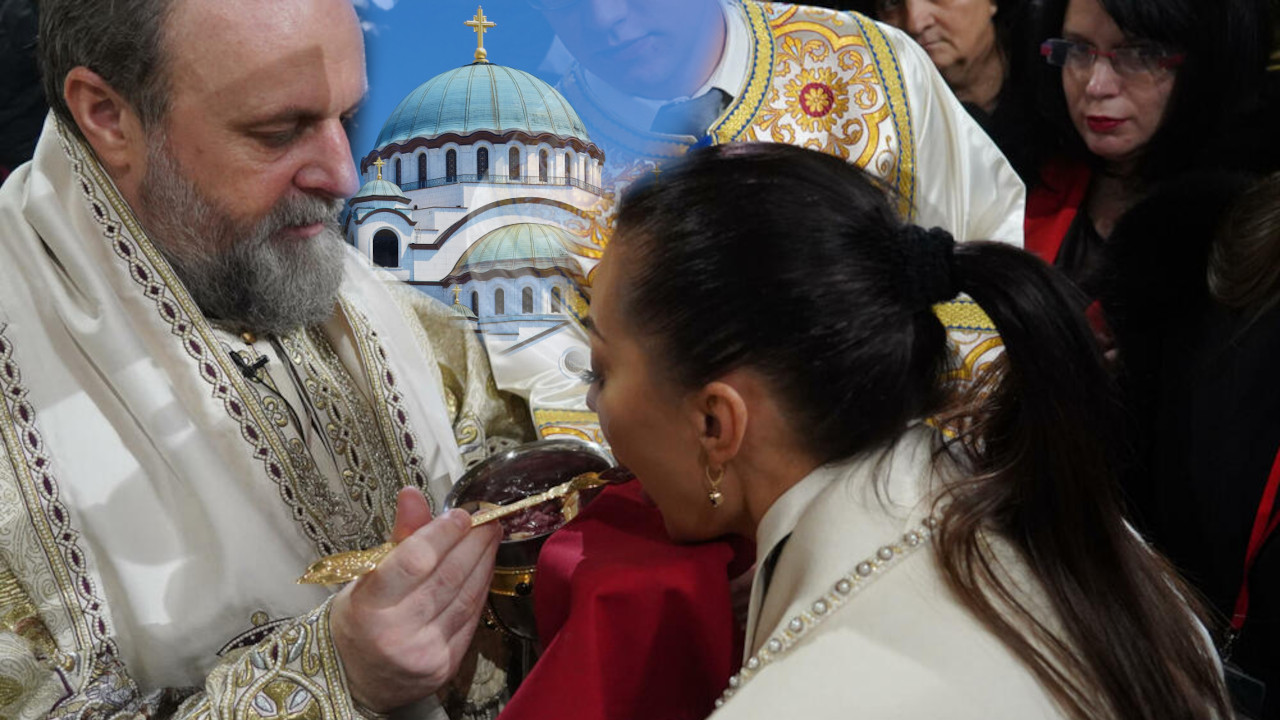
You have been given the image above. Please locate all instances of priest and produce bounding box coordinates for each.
[0,0,531,718]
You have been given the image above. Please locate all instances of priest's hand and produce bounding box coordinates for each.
[331,487,501,713]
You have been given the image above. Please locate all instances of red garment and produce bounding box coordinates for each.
[1024,156,1091,265]
[1023,156,1114,346]
[501,481,753,720]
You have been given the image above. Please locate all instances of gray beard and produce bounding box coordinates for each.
[136,139,347,336]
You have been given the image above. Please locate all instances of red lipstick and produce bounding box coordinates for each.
[1086,116,1125,132]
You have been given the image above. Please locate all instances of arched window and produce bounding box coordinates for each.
[470,291,479,315]
[446,149,457,183]
[522,287,534,313]
[494,288,505,315]
[564,154,572,180]
[477,147,489,179]
[509,147,521,180]
[550,286,563,313]
[394,157,401,186]
[372,229,398,268]
[539,149,548,182]
[417,154,426,185]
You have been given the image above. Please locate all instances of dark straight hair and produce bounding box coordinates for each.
[609,142,1231,720]
[1033,0,1270,181]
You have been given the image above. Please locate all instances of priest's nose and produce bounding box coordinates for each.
[295,119,360,200]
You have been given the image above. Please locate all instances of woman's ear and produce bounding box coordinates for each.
[686,380,749,469]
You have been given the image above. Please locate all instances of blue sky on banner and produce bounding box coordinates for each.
[349,0,560,169]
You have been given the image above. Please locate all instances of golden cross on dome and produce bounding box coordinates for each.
[465,6,496,64]
[453,286,461,304]
[373,157,386,180]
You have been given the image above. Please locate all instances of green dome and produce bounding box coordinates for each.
[450,300,478,321]
[451,223,581,276]
[352,178,409,204]
[376,63,589,148]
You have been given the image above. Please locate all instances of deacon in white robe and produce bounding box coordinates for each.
[497,0,1023,445]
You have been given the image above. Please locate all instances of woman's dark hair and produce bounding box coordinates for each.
[609,142,1231,720]
[1209,171,1280,326]
[1032,0,1270,181]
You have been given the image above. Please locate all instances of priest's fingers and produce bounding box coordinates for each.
[330,514,499,711]
[416,519,500,638]
[360,509,472,605]
[391,487,434,544]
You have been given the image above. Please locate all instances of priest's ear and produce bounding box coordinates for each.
[686,379,749,469]
[62,67,148,183]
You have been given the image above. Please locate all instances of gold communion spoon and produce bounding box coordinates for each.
[296,467,632,585]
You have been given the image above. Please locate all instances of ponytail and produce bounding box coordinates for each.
[609,141,1232,720]
[934,241,1232,720]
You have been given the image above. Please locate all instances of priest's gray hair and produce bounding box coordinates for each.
[39,0,176,138]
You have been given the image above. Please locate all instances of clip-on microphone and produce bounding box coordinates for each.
[230,349,270,381]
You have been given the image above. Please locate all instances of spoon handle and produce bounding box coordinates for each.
[469,482,571,527]
[296,472,611,585]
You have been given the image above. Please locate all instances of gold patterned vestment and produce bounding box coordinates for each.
[0,117,531,719]
[495,2,1017,443]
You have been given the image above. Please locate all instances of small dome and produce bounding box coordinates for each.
[450,223,582,278]
[450,300,479,321]
[352,178,410,204]
[376,63,590,149]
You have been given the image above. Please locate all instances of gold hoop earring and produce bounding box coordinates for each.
[705,465,725,507]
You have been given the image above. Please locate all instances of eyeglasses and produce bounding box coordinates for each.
[1040,38,1184,78]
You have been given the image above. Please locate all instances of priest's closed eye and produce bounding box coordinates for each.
[251,126,303,148]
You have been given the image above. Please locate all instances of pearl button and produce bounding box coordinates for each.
[812,599,829,615]
[835,578,852,594]
[746,656,760,670]
[767,638,783,653]
[856,561,873,576]
[788,617,804,633]
[877,546,894,561]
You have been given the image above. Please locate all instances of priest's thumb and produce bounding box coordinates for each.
[391,487,433,543]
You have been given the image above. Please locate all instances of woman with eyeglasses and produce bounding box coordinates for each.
[585,141,1231,720]
[1025,0,1269,299]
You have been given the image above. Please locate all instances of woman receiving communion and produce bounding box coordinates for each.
[582,142,1231,719]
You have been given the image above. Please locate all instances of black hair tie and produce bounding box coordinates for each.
[899,225,958,309]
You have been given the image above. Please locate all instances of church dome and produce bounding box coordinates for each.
[352,178,409,204]
[450,223,582,278]
[375,63,590,149]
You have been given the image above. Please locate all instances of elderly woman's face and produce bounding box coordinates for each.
[878,0,999,82]
[1061,0,1178,166]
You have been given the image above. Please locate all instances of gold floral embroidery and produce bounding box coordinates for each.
[783,69,849,133]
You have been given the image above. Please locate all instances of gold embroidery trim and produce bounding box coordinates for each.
[0,324,106,653]
[933,298,995,331]
[711,0,776,144]
[341,300,437,513]
[853,14,916,219]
